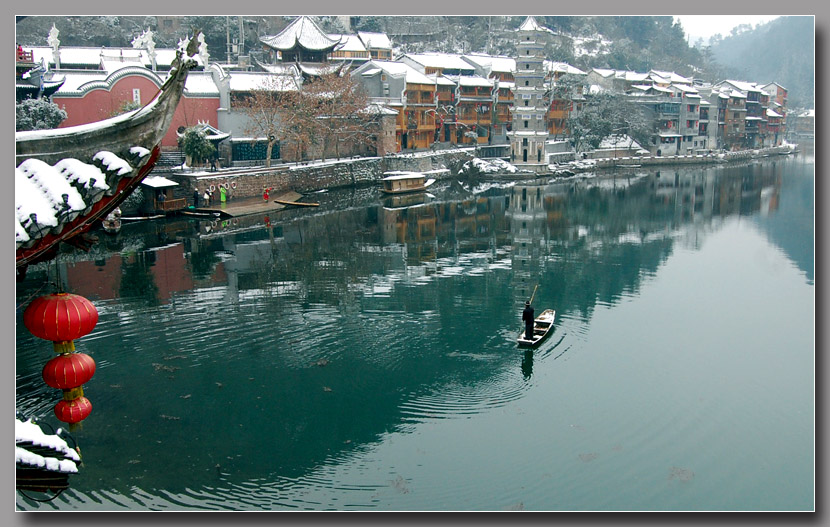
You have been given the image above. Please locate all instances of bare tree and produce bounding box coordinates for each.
[240,75,297,167]
[302,71,376,161]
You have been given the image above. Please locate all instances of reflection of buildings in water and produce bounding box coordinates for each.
[50,165,787,309]
[506,184,549,300]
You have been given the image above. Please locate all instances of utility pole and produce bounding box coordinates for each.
[226,16,232,65]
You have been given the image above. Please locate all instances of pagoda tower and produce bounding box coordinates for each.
[510,17,549,172]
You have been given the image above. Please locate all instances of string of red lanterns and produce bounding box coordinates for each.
[23,293,99,425]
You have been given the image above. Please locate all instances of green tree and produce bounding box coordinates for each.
[178,126,215,166]
[15,97,67,131]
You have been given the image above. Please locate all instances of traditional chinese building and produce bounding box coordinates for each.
[260,16,341,64]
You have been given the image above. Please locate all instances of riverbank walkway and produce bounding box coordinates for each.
[186,191,304,219]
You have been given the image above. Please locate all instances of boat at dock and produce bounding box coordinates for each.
[517,309,556,348]
[380,172,436,195]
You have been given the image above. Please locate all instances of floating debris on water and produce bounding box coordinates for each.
[669,466,695,482]
[314,359,330,367]
[159,414,181,421]
[152,363,179,373]
[323,386,332,392]
[390,475,410,494]
[180,394,192,399]
[579,453,598,462]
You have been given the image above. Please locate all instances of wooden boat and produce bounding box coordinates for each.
[380,172,436,195]
[517,309,556,348]
[15,34,201,271]
[273,199,319,207]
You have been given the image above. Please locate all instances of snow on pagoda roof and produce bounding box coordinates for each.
[260,16,340,52]
[517,16,552,33]
[357,31,392,50]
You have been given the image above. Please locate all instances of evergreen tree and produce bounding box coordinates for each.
[16,97,67,131]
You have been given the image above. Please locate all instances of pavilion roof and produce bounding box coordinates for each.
[260,16,340,52]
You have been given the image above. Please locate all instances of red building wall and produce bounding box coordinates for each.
[52,73,220,148]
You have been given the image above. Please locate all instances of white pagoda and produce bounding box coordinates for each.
[509,17,550,172]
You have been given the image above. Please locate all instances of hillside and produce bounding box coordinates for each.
[708,16,814,108]
[16,14,812,106]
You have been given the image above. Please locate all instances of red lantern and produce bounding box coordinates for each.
[42,353,96,390]
[54,397,92,424]
[23,293,98,343]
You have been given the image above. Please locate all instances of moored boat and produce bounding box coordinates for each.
[517,309,556,348]
[380,172,436,194]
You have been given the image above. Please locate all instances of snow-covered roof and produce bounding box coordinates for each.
[766,108,782,118]
[141,176,179,188]
[457,76,493,88]
[16,418,80,474]
[15,145,150,250]
[591,68,615,78]
[428,74,458,86]
[404,52,476,72]
[616,70,649,82]
[24,45,204,70]
[544,61,586,75]
[260,16,340,51]
[365,60,435,86]
[228,72,299,92]
[718,79,761,93]
[650,70,692,84]
[328,34,367,53]
[183,71,220,96]
[357,31,392,50]
[463,53,516,74]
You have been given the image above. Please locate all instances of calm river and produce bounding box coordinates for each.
[15,153,814,511]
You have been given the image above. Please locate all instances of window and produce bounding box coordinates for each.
[522,94,531,99]
[524,120,528,128]
[525,81,529,86]
[524,100,528,106]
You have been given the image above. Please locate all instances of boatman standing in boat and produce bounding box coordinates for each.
[523,300,535,340]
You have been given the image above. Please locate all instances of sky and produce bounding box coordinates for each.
[673,15,781,44]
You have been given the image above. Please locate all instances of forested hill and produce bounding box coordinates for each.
[708,16,814,108]
[16,15,811,106]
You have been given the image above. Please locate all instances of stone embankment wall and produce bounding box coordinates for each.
[164,149,475,201]
[593,145,797,170]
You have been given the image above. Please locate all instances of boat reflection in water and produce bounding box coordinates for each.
[14,157,813,511]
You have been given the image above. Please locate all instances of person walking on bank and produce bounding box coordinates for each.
[193,188,200,208]
[220,185,226,203]
[522,300,535,340]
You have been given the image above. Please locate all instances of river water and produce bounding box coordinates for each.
[15,154,814,511]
